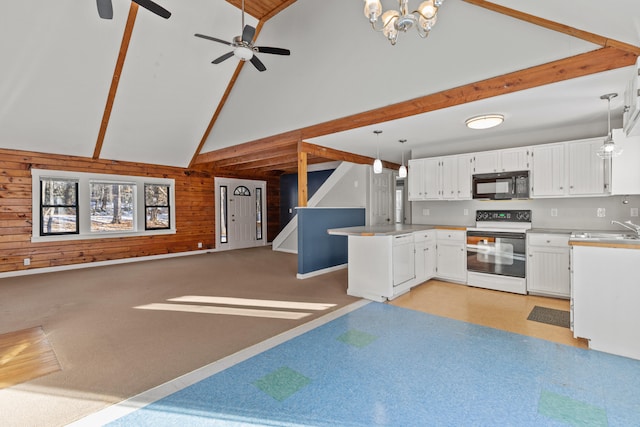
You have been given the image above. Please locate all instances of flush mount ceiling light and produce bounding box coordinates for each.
[398,139,407,178]
[465,114,504,130]
[363,0,444,45]
[373,130,383,174]
[596,93,622,159]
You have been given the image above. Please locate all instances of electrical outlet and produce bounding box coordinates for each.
[354,180,358,188]
[631,208,639,217]
[463,209,469,216]
[597,208,606,218]
[551,208,558,217]
[422,209,430,216]
[23,258,30,266]
[197,242,203,249]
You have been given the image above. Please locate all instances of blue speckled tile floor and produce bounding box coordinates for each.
[91,302,640,426]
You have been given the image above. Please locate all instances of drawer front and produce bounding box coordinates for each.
[414,230,436,242]
[528,233,570,247]
[436,229,466,242]
[394,233,414,245]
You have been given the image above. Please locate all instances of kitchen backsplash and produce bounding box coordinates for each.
[411,195,640,230]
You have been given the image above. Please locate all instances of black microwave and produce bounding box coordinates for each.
[472,171,530,200]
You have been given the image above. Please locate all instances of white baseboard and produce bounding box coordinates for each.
[296,263,347,280]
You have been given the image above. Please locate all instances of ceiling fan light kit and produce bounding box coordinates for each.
[364,0,444,45]
[194,0,290,72]
[465,114,504,130]
[596,93,623,159]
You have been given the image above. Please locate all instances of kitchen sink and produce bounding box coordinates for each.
[571,231,640,240]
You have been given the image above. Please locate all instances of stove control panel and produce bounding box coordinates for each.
[475,210,531,222]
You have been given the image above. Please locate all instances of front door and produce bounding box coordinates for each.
[229,185,255,249]
[215,178,266,250]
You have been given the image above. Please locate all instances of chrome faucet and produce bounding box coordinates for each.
[611,220,640,236]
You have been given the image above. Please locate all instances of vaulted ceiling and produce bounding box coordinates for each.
[1,1,639,177]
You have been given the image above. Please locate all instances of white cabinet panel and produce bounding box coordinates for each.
[408,159,425,201]
[568,139,607,196]
[441,156,458,200]
[527,233,570,298]
[424,158,441,200]
[531,143,566,197]
[457,154,473,199]
[436,230,466,283]
[473,151,499,174]
[610,129,640,195]
[500,147,530,172]
[414,230,436,284]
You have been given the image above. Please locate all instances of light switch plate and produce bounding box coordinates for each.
[597,208,606,218]
[631,208,639,217]
[551,208,558,217]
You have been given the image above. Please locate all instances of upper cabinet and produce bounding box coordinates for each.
[531,143,566,197]
[623,57,640,137]
[567,138,608,196]
[611,129,640,195]
[407,158,426,201]
[473,147,530,174]
[408,155,472,201]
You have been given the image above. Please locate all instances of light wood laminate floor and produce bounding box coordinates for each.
[390,279,588,349]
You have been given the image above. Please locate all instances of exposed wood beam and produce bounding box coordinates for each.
[301,142,400,170]
[296,47,636,140]
[93,3,138,159]
[297,148,308,207]
[194,130,301,164]
[213,145,297,168]
[261,0,297,22]
[463,0,640,56]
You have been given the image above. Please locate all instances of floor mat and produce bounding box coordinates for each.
[527,305,570,328]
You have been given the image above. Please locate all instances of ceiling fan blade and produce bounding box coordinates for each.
[212,52,235,64]
[97,0,114,19]
[132,0,171,19]
[255,46,290,56]
[194,33,232,46]
[250,55,266,72]
[242,25,256,43]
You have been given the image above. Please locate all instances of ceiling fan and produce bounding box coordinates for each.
[193,0,290,72]
[97,0,171,20]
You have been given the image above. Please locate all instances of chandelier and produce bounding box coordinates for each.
[363,0,444,45]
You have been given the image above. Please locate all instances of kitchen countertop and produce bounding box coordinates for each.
[528,228,573,234]
[328,224,467,237]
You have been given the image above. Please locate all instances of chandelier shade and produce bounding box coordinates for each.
[364,0,444,45]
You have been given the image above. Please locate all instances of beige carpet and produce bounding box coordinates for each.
[0,247,358,426]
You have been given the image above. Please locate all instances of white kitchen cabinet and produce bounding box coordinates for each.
[441,156,458,200]
[526,233,570,298]
[456,154,473,199]
[610,129,640,195]
[473,151,499,173]
[436,229,467,283]
[623,57,640,137]
[424,157,441,200]
[568,138,607,196]
[499,147,530,172]
[572,244,640,361]
[408,159,426,201]
[414,230,436,283]
[531,143,566,197]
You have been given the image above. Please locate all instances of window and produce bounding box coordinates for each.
[256,187,263,240]
[233,186,251,196]
[90,182,135,232]
[40,178,79,235]
[144,184,171,230]
[31,169,175,242]
[220,186,228,244]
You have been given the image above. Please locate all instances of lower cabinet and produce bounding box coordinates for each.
[436,229,467,283]
[414,230,436,283]
[526,233,570,298]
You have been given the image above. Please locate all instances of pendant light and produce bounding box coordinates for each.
[373,130,383,174]
[398,139,407,178]
[596,93,622,159]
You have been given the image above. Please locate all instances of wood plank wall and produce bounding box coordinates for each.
[0,148,219,274]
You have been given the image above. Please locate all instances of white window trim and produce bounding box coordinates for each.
[31,169,176,243]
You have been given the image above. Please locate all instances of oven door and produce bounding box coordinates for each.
[466,231,526,278]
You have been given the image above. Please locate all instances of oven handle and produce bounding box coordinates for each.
[466,231,526,240]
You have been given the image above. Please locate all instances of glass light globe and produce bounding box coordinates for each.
[373,158,383,174]
[363,0,382,21]
[418,0,436,19]
[399,164,407,178]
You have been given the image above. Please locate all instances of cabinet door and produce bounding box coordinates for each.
[568,139,606,196]
[611,129,640,195]
[457,154,473,199]
[436,242,466,282]
[527,246,570,298]
[441,156,458,200]
[424,242,436,279]
[532,144,566,197]
[407,159,425,200]
[474,151,499,174]
[424,158,441,200]
[500,147,530,172]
